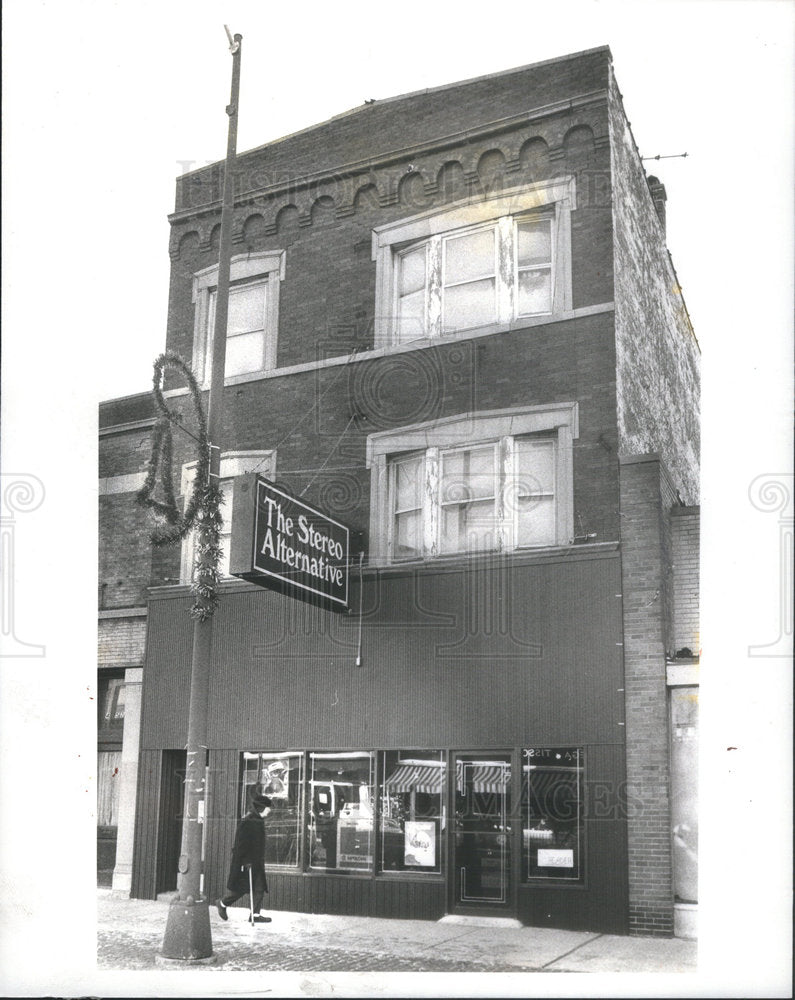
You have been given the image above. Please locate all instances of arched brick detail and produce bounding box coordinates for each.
[436,160,466,203]
[519,137,551,181]
[310,195,335,226]
[476,148,507,196]
[176,230,200,259]
[353,183,381,213]
[398,171,428,211]
[275,203,299,234]
[242,213,268,244]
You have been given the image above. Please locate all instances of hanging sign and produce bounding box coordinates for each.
[229,474,354,612]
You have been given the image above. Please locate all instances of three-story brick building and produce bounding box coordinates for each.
[98,46,700,937]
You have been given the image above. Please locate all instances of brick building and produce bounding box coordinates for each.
[98,47,700,937]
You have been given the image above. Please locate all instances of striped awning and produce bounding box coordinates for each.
[383,764,445,795]
[456,762,511,795]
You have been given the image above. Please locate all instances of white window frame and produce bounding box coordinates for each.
[366,404,578,564]
[372,178,575,347]
[179,450,276,583]
[192,251,286,386]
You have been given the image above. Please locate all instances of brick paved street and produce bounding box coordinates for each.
[98,930,545,973]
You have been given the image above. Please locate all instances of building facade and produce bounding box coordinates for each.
[98,47,700,937]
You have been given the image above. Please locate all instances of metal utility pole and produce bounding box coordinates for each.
[159,28,242,964]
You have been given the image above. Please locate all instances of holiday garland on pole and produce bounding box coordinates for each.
[136,352,224,620]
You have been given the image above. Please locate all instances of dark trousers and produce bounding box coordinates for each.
[221,866,267,913]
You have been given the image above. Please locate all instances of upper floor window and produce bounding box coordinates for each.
[179,451,275,583]
[192,251,285,385]
[373,178,575,347]
[366,404,578,564]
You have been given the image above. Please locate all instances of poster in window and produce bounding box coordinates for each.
[404,821,435,867]
[260,761,289,800]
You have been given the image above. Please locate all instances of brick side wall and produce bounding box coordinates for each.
[608,71,700,505]
[98,494,155,609]
[671,507,700,655]
[619,454,674,936]
[98,617,147,666]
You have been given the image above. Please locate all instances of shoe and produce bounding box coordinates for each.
[249,914,272,924]
[215,899,228,921]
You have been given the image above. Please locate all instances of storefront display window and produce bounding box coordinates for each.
[379,752,445,875]
[98,675,125,733]
[241,751,304,866]
[521,747,584,881]
[308,752,375,872]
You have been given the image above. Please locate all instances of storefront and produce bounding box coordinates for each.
[233,746,585,917]
[131,545,630,933]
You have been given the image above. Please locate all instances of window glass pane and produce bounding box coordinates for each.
[380,752,446,875]
[522,747,584,881]
[399,247,426,295]
[227,283,266,334]
[99,677,125,730]
[444,229,495,284]
[395,510,422,560]
[517,221,551,266]
[309,752,375,872]
[225,330,266,377]
[515,439,555,494]
[241,752,304,867]
[397,289,426,342]
[395,457,423,511]
[441,447,495,502]
[514,439,555,546]
[441,499,497,553]
[517,269,552,315]
[443,278,496,332]
[112,683,126,722]
[517,496,555,547]
[393,456,423,560]
[218,530,232,576]
[440,447,497,554]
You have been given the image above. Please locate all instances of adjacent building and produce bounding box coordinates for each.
[98,46,700,937]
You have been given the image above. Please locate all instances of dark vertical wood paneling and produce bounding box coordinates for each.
[131,749,162,899]
[204,748,239,903]
[141,549,623,751]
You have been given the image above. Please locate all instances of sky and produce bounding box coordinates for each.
[1,1,793,996]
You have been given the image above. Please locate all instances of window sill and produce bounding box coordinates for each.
[364,541,619,576]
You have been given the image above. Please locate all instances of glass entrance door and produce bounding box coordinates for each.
[452,752,512,911]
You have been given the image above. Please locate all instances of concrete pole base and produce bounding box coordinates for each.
[159,894,214,961]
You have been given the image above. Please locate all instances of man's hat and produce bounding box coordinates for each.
[250,790,272,811]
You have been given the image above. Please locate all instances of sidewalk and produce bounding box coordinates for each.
[97,888,697,985]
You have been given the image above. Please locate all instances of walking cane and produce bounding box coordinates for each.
[248,864,255,923]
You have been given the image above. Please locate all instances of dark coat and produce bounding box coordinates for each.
[226,809,268,895]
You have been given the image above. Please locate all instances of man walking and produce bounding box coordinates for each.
[216,791,273,924]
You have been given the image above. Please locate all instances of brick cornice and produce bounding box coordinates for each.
[169,90,608,226]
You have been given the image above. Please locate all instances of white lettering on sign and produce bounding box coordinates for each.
[537,848,574,867]
[260,527,344,586]
[244,476,351,610]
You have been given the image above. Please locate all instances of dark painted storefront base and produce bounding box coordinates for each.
[218,869,628,935]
